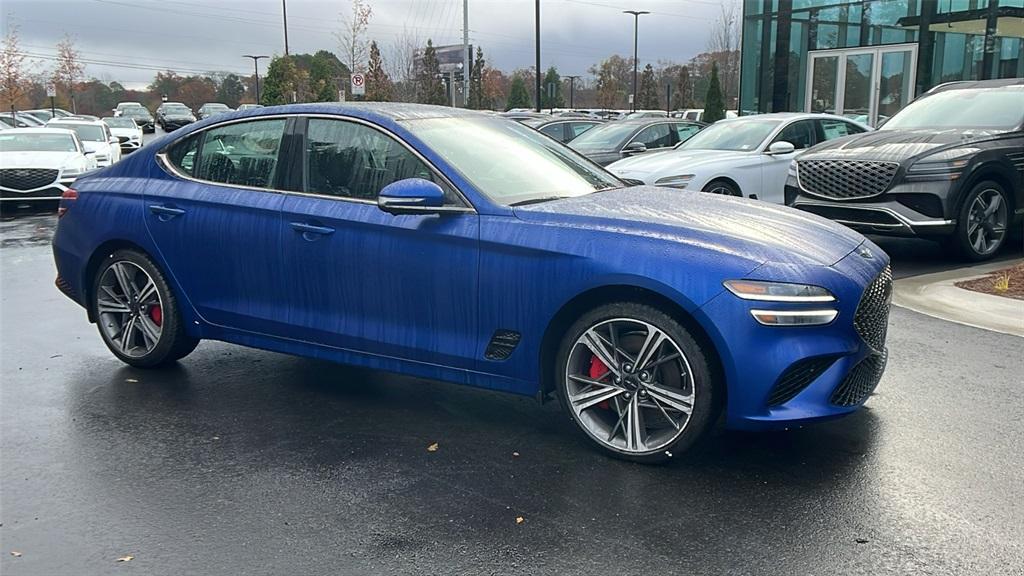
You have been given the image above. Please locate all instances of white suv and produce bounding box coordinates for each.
[46,118,122,167]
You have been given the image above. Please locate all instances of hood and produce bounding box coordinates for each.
[0,151,84,169]
[109,127,139,137]
[80,141,111,153]
[514,186,866,267]
[800,128,1001,162]
[609,149,754,180]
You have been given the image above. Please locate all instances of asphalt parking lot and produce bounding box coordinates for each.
[2,199,1023,574]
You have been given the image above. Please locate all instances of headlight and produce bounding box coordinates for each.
[724,280,835,302]
[62,166,83,176]
[906,147,978,180]
[786,162,799,187]
[654,174,695,189]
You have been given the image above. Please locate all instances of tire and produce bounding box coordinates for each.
[702,179,741,197]
[554,302,720,463]
[944,180,1011,262]
[91,249,199,368]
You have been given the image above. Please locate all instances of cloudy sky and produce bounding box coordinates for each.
[4,0,730,89]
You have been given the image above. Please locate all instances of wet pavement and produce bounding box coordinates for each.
[1,212,1022,575]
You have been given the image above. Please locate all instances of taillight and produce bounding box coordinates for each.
[58,188,78,218]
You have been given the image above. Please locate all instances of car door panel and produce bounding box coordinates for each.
[760,120,816,204]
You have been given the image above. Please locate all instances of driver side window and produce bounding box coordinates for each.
[772,120,816,150]
[632,123,673,149]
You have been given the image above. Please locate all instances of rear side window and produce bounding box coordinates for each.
[194,119,286,188]
[569,122,597,138]
[167,134,200,175]
[672,123,701,144]
[819,119,866,141]
[633,123,672,149]
[539,123,566,141]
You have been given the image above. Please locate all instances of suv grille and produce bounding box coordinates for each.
[831,350,887,406]
[0,169,59,191]
[854,265,892,352]
[117,135,129,143]
[798,160,898,200]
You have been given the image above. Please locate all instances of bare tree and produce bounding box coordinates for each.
[0,21,29,113]
[706,1,740,108]
[53,33,84,112]
[335,0,372,74]
[386,26,420,102]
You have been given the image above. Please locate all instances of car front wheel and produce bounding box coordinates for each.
[946,180,1010,261]
[555,302,719,463]
[702,179,741,197]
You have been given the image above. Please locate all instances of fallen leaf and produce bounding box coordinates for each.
[855,538,869,544]
[426,443,439,452]
[512,452,520,457]
[117,555,134,562]
[125,378,138,383]
[10,551,22,557]
[515,516,524,524]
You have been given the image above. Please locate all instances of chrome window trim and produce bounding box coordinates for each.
[621,121,695,152]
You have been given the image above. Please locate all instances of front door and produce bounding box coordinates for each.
[280,117,480,369]
[806,44,918,127]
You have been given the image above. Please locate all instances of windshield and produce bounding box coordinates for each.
[881,87,1024,131]
[0,132,78,152]
[202,104,229,111]
[676,118,781,151]
[568,122,641,150]
[124,108,151,117]
[165,106,192,115]
[49,123,105,142]
[103,117,136,128]
[404,116,622,206]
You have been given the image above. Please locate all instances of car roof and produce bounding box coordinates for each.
[927,77,1023,93]
[2,127,78,136]
[47,118,107,126]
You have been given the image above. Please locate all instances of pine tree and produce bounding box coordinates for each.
[638,63,659,109]
[506,75,532,110]
[416,40,447,105]
[540,66,564,110]
[703,62,725,122]
[468,46,487,109]
[365,41,392,101]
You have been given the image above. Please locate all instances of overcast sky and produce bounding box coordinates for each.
[4,0,729,89]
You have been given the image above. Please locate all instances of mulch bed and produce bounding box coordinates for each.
[955,262,1024,301]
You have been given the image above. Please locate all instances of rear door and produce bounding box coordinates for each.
[145,117,291,333]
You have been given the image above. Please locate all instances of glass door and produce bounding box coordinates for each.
[806,44,917,127]
[877,47,915,125]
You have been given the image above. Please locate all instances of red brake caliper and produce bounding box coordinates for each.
[148,304,162,327]
[589,355,611,410]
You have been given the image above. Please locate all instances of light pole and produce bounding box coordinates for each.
[623,10,649,112]
[564,75,581,109]
[281,0,290,56]
[243,55,269,105]
[534,0,541,113]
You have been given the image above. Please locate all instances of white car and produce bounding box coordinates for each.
[671,109,739,122]
[0,128,97,205]
[607,113,871,204]
[46,118,121,167]
[102,116,143,154]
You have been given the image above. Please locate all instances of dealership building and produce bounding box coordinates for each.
[740,0,1024,125]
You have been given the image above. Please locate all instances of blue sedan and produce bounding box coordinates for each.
[52,103,891,462]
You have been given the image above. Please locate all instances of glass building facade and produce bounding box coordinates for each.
[740,0,1024,125]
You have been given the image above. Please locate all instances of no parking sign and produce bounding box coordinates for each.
[350,73,365,96]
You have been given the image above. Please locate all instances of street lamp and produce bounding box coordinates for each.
[623,10,649,112]
[564,75,581,109]
[243,55,269,105]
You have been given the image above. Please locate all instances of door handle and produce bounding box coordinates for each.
[149,204,185,221]
[290,221,335,238]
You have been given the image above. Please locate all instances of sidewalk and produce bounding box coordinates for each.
[892,258,1024,337]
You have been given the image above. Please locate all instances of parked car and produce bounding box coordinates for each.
[102,116,144,154]
[607,113,870,203]
[51,103,891,463]
[671,109,739,122]
[197,103,233,120]
[788,78,1024,261]
[236,104,264,111]
[46,118,121,167]
[22,108,72,123]
[120,106,155,133]
[624,110,668,119]
[500,111,550,123]
[569,118,705,166]
[0,128,95,207]
[524,117,605,143]
[156,102,197,131]
[0,112,46,128]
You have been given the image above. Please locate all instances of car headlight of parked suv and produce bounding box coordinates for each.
[654,174,695,189]
[905,147,979,181]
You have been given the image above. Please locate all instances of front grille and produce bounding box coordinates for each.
[798,160,898,200]
[767,355,838,407]
[0,168,59,191]
[831,350,887,406]
[117,136,129,143]
[854,265,892,352]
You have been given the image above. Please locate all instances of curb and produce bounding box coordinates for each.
[892,258,1024,337]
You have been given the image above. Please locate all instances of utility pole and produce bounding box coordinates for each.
[463,0,470,108]
[534,0,541,113]
[282,0,290,56]
[564,75,580,109]
[243,55,269,105]
[623,10,649,112]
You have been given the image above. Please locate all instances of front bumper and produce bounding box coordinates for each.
[0,174,77,202]
[119,138,142,153]
[161,119,193,131]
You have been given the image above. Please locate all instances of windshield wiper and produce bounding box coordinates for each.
[509,196,569,206]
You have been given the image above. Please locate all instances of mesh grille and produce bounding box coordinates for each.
[117,136,129,143]
[798,160,898,199]
[767,355,838,407]
[854,265,892,352]
[831,350,887,406]
[0,169,59,191]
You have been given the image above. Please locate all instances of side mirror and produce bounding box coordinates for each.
[109,136,120,144]
[766,141,796,155]
[622,141,647,155]
[378,178,446,215]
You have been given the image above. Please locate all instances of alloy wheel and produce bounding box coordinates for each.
[96,261,164,358]
[966,188,1007,256]
[564,318,695,454]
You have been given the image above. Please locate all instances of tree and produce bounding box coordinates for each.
[365,40,392,101]
[590,55,631,110]
[0,23,30,112]
[149,71,183,100]
[540,66,563,110]
[416,40,446,105]
[467,46,487,110]
[262,55,302,105]
[506,74,531,110]
[178,76,217,110]
[53,34,84,112]
[481,68,506,110]
[310,50,347,101]
[706,2,740,108]
[703,62,725,123]
[638,63,659,109]
[386,27,421,103]
[217,74,245,108]
[672,66,693,110]
[336,0,372,74]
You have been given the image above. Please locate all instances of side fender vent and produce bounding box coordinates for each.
[484,330,522,361]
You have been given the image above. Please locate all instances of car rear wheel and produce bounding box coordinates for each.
[554,302,719,463]
[703,179,741,197]
[946,180,1009,261]
[92,249,198,368]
